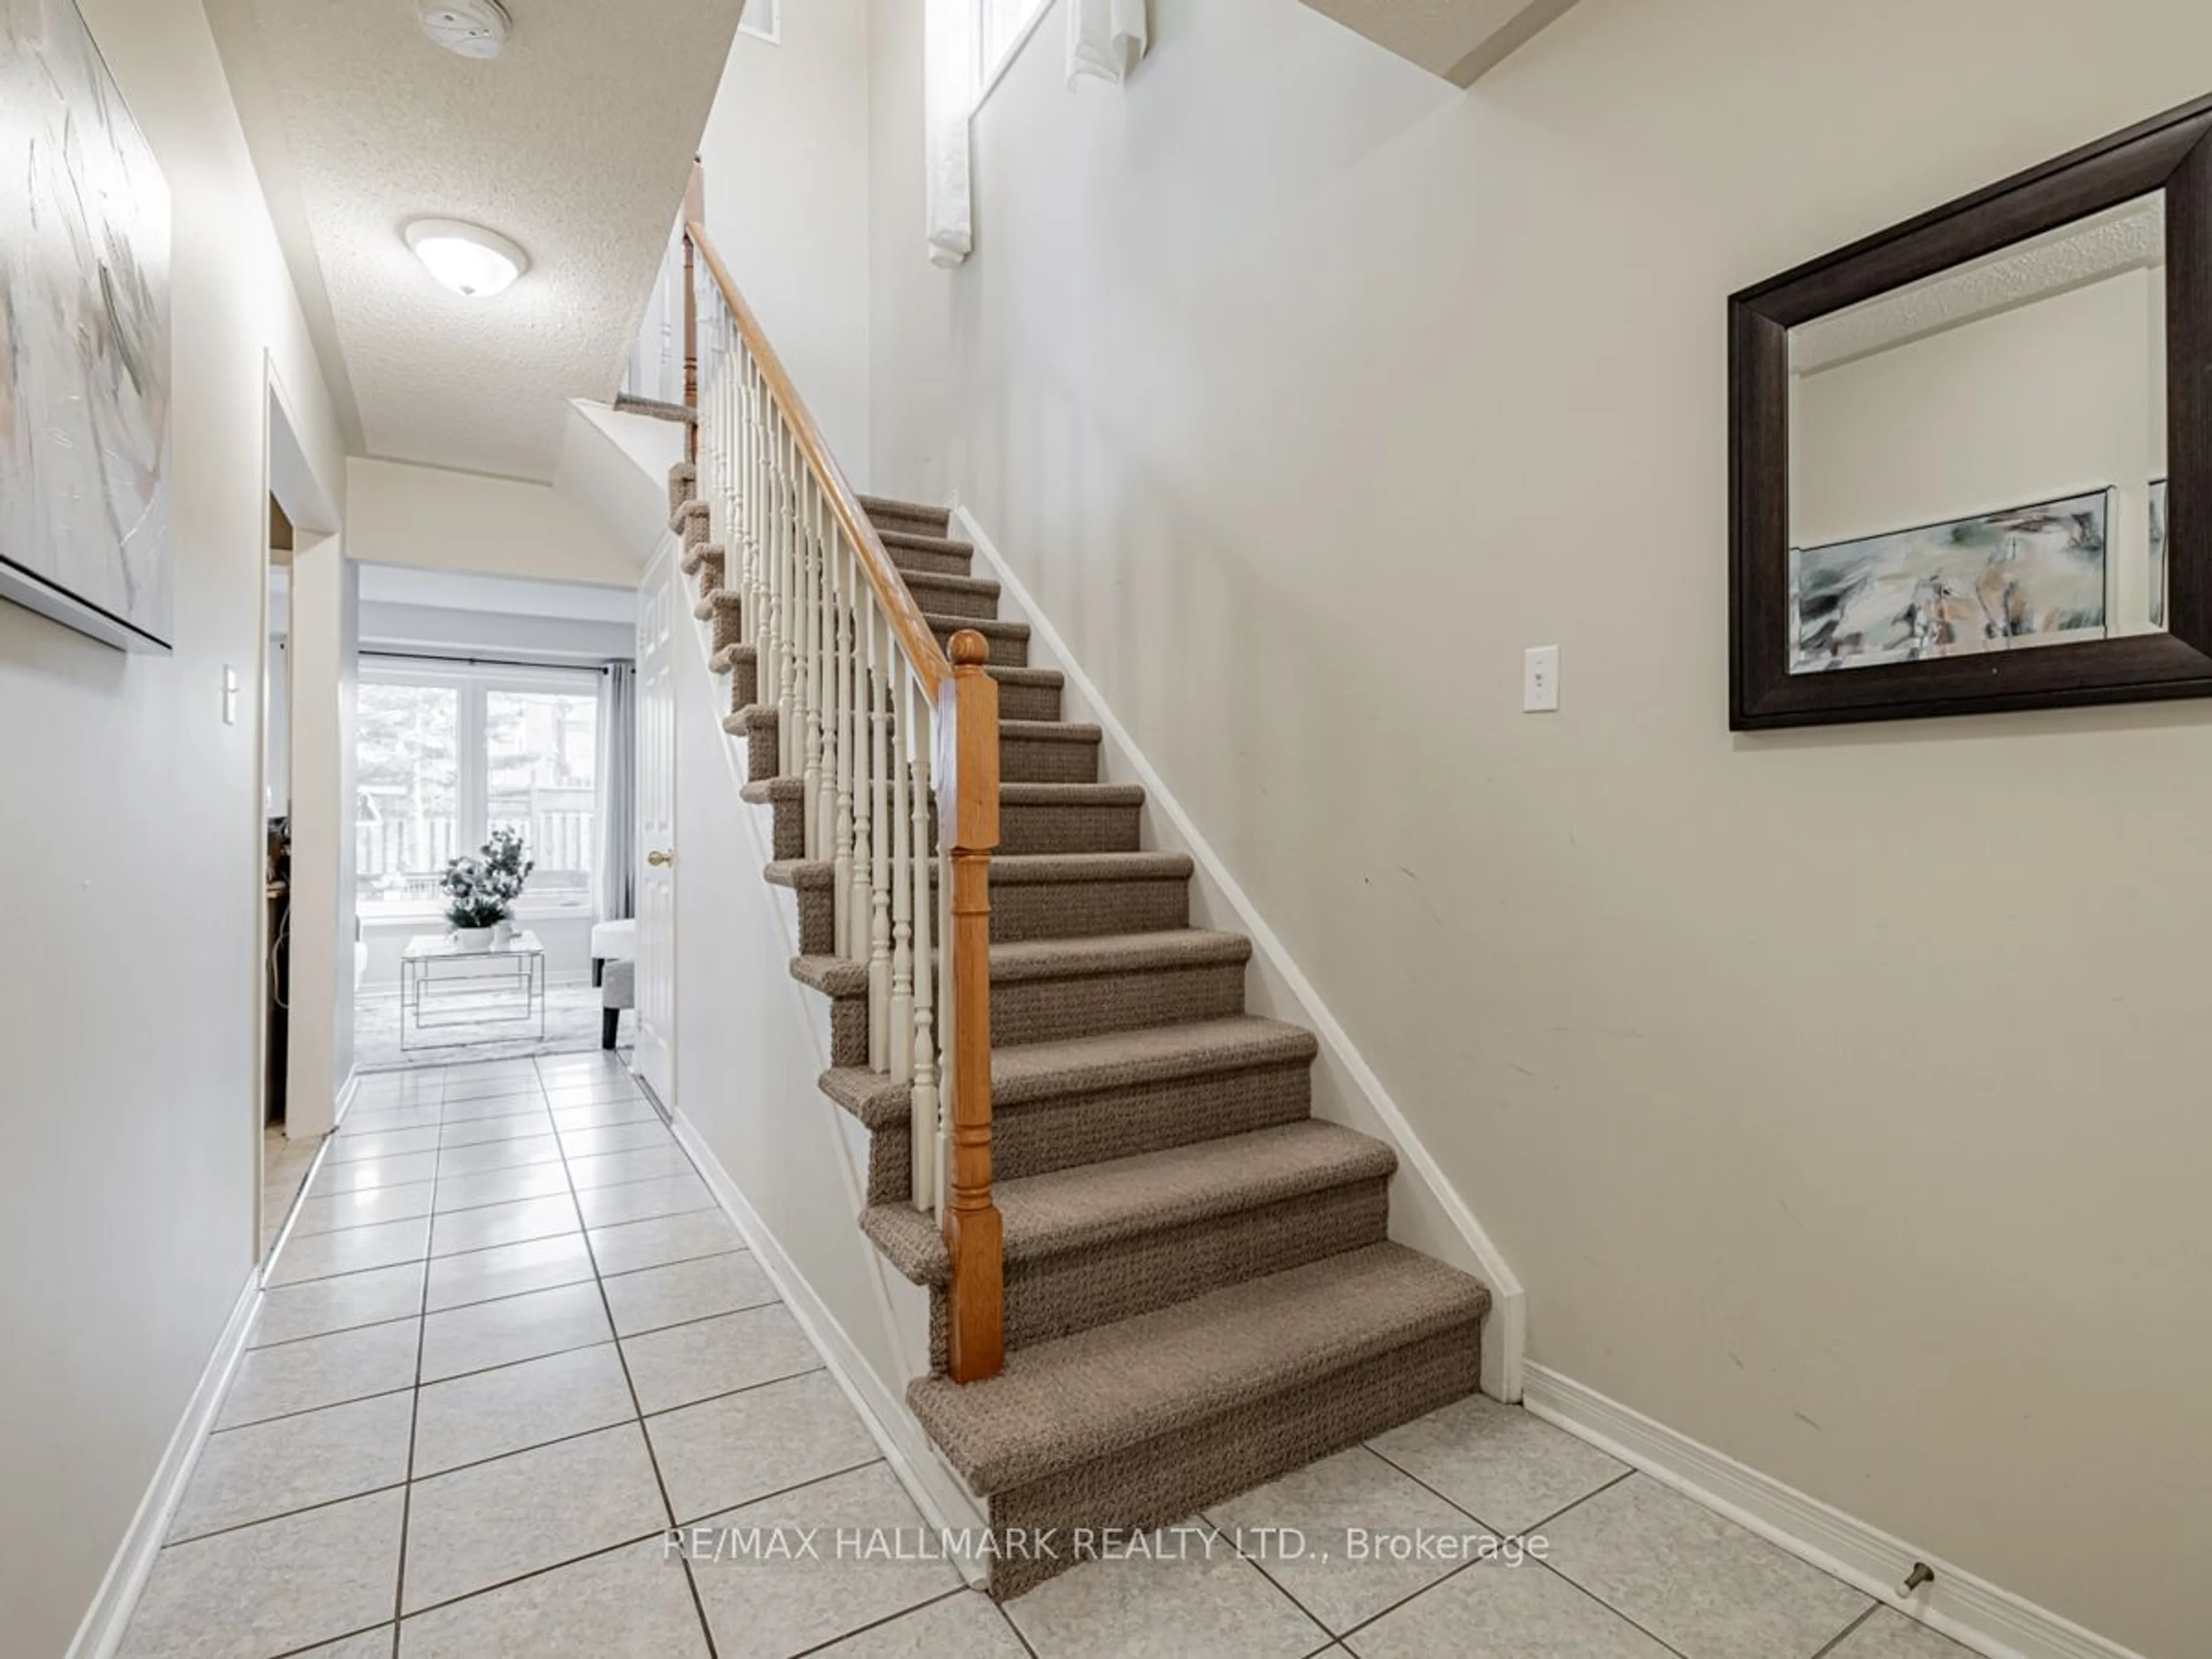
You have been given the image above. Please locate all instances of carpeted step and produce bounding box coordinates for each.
[988,666,1065,724]
[671,498,710,546]
[615,392,697,425]
[777,850,1190,955]
[864,1121,1396,1356]
[668,462,697,520]
[763,859,837,955]
[880,529,976,578]
[998,782,1143,854]
[904,569,1002,622]
[908,1243,1488,1598]
[861,493,952,538]
[746,777,1140,865]
[721,704,778,779]
[950,850,1191,942]
[713,643,759,711]
[791,929,1251,1065]
[997,720,1100,785]
[823,1014,1320,1205]
[702,590,745,652]
[739,776,806,860]
[929,612,1028,668]
[681,539,725,579]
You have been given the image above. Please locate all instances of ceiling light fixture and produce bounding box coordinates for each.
[404,218,529,298]
[418,0,512,59]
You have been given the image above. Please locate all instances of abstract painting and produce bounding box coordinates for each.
[1789,490,2110,675]
[1,0,172,649]
[2149,478,2168,630]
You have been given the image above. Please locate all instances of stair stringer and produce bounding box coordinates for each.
[658,528,993,1578]
[946,501,1528,1402]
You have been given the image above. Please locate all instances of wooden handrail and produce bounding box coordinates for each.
[685,221,953,701]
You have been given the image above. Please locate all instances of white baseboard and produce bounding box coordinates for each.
[667,1109,993,1586]
[948,501,1526,1401]
[1522,1365,2144,1659]
[66,1270,263,1659]
[331,1064,360,1126]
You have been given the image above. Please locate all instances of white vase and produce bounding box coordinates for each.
[491,918,514,946]
[452,926,496,953]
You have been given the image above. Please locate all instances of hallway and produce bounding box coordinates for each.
[112,1054,1965,1658]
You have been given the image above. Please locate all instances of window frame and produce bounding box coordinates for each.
[355,657,605,923]
[976,0,1052,106]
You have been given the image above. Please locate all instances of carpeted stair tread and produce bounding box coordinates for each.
[999,719,1101,745]
[763,859,837,892]
[860,492,952,530]
[1002,782,1143,806]
[820,1015,1319,1131]
[791,929,1250,1001]
[862,1121,1396,1287]
[785,850,1189,891]
[926,611,1028,643]
[904,569,1001,605]
[907,1243,1489,1494]
[710,642,754,676]
[740,776,805,806]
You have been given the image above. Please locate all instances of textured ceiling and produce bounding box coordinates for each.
[213,0,741,481]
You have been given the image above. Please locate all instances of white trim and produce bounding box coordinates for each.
[1522,1364,2146,1659]
[66,1270,263,1659]
[667,1107,993,1586]
[949,502,1527,1401]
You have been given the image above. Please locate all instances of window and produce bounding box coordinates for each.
[738,0,778,44]
[356,662,600,919]
[978,0,1050,86]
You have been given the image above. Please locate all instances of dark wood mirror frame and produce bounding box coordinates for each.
[1729,93,2212,730]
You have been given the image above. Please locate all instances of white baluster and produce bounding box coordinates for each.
[776,419,798,780]
[911,686,940,1215]
[866,605,892,1072]
[830,536,855,957]
[801,476,824,856]
[891,665,915,1088]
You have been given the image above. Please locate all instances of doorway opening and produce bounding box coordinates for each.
[344,563,640,1074]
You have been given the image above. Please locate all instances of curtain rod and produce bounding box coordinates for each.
[359,649,627,674]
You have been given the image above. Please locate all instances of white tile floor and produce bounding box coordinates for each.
[130,1053,1982,1659]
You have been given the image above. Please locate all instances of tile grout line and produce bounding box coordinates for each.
[249,1277,783,1358]
[783,1585,971,1658]
[387,1070,461,1632]
[537,1053,725,1659]
[1810,1603,1883,1658]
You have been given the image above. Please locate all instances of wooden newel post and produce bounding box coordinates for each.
[940,629,1003,1382]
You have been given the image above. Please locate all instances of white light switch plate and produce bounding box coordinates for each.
[223,665,240,726]
[1523,645,1560,713]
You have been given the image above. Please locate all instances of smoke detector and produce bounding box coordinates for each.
[418,0,511,60]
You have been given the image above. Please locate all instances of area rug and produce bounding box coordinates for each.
[353,983,627,1072]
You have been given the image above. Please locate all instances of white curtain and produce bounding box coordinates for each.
[1067,0,1146,86]
[594,661,637,922]
[924,0,978,267]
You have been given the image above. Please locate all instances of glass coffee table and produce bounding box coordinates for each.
[399,931,546,1052]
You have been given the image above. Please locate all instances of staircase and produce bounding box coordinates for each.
[668,418,1493,1593]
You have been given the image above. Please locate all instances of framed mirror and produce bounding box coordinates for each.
[1729,94,2212,729]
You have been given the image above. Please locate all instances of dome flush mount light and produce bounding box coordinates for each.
[418,0,511,59]
[404,218,529,298]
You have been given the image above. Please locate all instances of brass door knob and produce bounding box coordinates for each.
[647,849,673,868]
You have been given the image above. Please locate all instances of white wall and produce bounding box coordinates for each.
[699,0,873,478]
[0,0,345,1649]
[864,1,2212,1651]
[345,457,641,586]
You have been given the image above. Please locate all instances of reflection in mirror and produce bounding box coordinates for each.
[1786,193,2167,674]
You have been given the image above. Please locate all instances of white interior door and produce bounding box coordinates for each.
[634,543,677,1102]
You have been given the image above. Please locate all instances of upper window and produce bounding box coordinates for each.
[356,662,600,919]
[738,0,779,44]
[978,0,1050,86]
